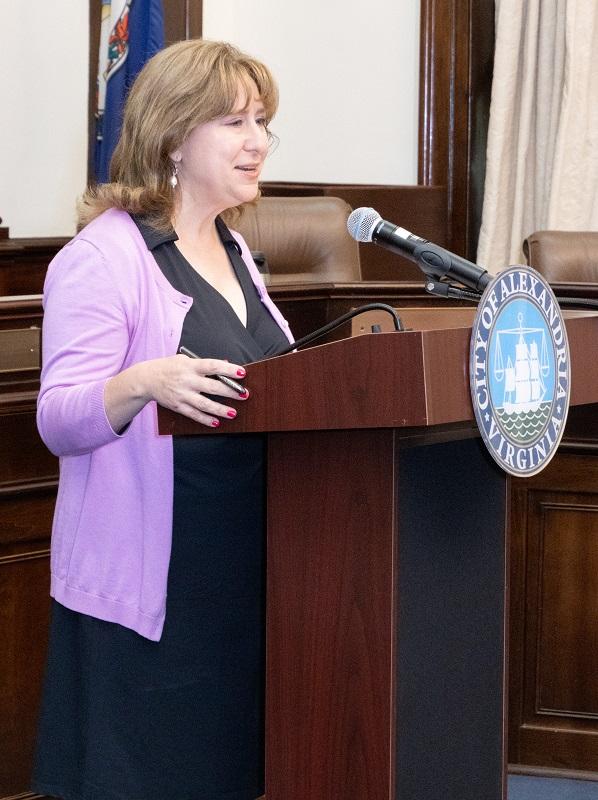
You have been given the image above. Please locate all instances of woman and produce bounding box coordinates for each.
[32,39,293,800]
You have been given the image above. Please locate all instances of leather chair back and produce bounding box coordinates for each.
[523,230,598,282]
[231,196,361,284]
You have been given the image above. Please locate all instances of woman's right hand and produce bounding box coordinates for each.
[104,354,249,433]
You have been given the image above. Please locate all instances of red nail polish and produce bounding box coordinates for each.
[211,419,220,428]
[226,409,237,418]
[240,389,250,399]
[237,369,246,377]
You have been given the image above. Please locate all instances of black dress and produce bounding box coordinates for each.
[32,217,289,800]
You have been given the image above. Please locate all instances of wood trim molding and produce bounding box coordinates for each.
[0,549,50,567]
[164,0,203,45]
[185,0,202,39]
[509,764,598,782]
[419,0,495,259]
[88,0,102,183]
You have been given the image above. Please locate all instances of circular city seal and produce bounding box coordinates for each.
[470,265,570,477]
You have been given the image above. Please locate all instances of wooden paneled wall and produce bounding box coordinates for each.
[509,410,598,772]
[0,298,57,800]
[0,239,68,297]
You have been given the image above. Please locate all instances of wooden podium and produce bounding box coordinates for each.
[158,308,598,800]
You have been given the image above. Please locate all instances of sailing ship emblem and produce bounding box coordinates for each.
[470,266,570,477]
[492,310,552,442]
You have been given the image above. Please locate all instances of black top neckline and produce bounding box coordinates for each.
[133,214,242,256]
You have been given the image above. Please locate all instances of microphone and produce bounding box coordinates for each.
[347,207,491,293]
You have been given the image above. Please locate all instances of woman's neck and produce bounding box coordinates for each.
[172,192,224,249]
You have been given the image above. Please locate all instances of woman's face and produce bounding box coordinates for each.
[171,79,270,214]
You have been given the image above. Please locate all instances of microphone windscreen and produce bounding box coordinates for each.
[347,207,382,242]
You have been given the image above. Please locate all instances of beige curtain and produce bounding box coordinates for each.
[477,0,598,272]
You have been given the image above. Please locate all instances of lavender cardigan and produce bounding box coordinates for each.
[38,208,293,641]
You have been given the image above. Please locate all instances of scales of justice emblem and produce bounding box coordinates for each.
[470,265,571,477]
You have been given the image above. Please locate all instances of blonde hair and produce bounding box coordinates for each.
[78,39,278,231]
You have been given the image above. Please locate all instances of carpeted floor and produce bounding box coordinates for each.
[509,775,598,799]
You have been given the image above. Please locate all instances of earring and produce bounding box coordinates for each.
[169,162,178,188]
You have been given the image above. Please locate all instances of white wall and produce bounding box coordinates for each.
[0,3,89,237]
[0,2,419,238]
[203,0,420,185]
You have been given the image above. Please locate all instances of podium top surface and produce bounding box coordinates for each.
[158,308,598,437]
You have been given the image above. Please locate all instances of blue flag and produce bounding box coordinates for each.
[95,0,164,183]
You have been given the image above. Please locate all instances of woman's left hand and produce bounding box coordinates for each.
[104,354,249,432]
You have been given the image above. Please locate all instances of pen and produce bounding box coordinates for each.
[179,346,247,395]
